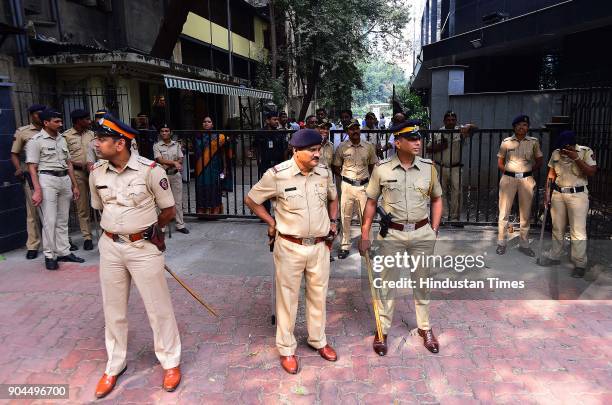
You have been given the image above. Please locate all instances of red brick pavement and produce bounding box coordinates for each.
[0,260,610,404]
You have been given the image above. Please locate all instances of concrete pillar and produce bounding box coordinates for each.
[429,65,466,128]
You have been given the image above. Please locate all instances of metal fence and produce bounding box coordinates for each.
[137,128,610,236]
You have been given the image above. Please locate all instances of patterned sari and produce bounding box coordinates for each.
[195,133,227,213]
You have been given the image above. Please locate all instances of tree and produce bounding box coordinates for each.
[272,0,411,120]
[395,85,429,125]
[352,60,408,108]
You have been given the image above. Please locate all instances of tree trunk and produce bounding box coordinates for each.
[269,0,277,80]
[298,61,321,121]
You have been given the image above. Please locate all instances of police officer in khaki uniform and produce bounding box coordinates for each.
[89,116,182,398]
[316,119,334,167]
[360,121,443,355]
[11,104,45,259]
[64,109,95,250]
[426,111,476,221]
[542,130,597,278]
[245,129,339,375]
[496,115,543,256]
[153,125,188,234]
[26,109,85,270]
[332,118,378,259]
[87,110,139,171]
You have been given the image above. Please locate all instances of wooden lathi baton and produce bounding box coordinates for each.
[357,201,384,340]
[164,265,219,317]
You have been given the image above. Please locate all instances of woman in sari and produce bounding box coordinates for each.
[195,117,227,214]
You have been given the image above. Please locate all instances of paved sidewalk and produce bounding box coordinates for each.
[0,220,610,404]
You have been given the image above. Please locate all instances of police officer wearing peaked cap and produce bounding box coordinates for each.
[89,115,182,398]
[360,120,443,355]
[496,114,543,256]
[246,128,340,374]
[26,108,85,270]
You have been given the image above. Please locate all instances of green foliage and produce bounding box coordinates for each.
[352,60,407,108]
[255,57,286,108]
[275,0,411,115]
[396,85,430,125]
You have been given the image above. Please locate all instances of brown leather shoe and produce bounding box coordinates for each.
[309,344,337,361]
[418,328,439,353]
[162,366,181,392]
[373,333,388,356]
[280,355,299,374]
[94,366,126,399]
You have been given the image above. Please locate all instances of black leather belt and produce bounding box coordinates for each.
[342,176,369,186]
[553,184,585,194]
[388,218,429,232]
[40,170,68,177]
[437,163,463,168]
[504,170,532,179]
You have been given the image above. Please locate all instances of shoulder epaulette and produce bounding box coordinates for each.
[376,157,393,166]
[31,132,43,140]
[272,160,292,173]
[418,157,434,165]
[17,125,31,131]
[526,136,538,141]
[92,159,108,170]
[502,136,513,142]
[137,156,156,168]
[317,163,328,170]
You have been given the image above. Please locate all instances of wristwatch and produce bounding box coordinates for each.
[330,219,339,224]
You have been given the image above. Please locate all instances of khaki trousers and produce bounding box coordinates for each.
[39,174,72,259]
[498,175,535,247]
[374,224,436,333]
[273,237,330,356]
[98,235,181,375]
[168,173,184,229]
[74,170,92,240]
[440,166,461,220]
[549,190,589,268]
[340,181,368,250]
[22,181,41,250]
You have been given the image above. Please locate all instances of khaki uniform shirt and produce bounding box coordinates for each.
[366,155,442,223]
[247,158,337,238]
[332,140,378,180]
[11,124,41,167]
[548,145,597,188]
[320,141,334,167]
[63,128,95,168]
[89,154,175,234]
[497,135,543,172]
[153,140,184,170]
[25,129,71,170]
[427,125,463,167]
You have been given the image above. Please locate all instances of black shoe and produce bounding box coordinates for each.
[26,250,38,260]
[69,240,79,251]
[518,246,536,257]
[57,253,85,263]
[571,267,585,278]
[176,228,190,234]
[83,239,94,251]
[496,245,506,255]
[337,250,350,259]
[45,258,59,270]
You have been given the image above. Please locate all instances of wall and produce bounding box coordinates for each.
[448,89,564,129]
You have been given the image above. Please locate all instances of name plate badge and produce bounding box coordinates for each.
[515,173,524,179]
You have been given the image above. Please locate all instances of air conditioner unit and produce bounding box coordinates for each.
[482,12,509,25]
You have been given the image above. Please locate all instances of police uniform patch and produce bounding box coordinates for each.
[160,178,169,190]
